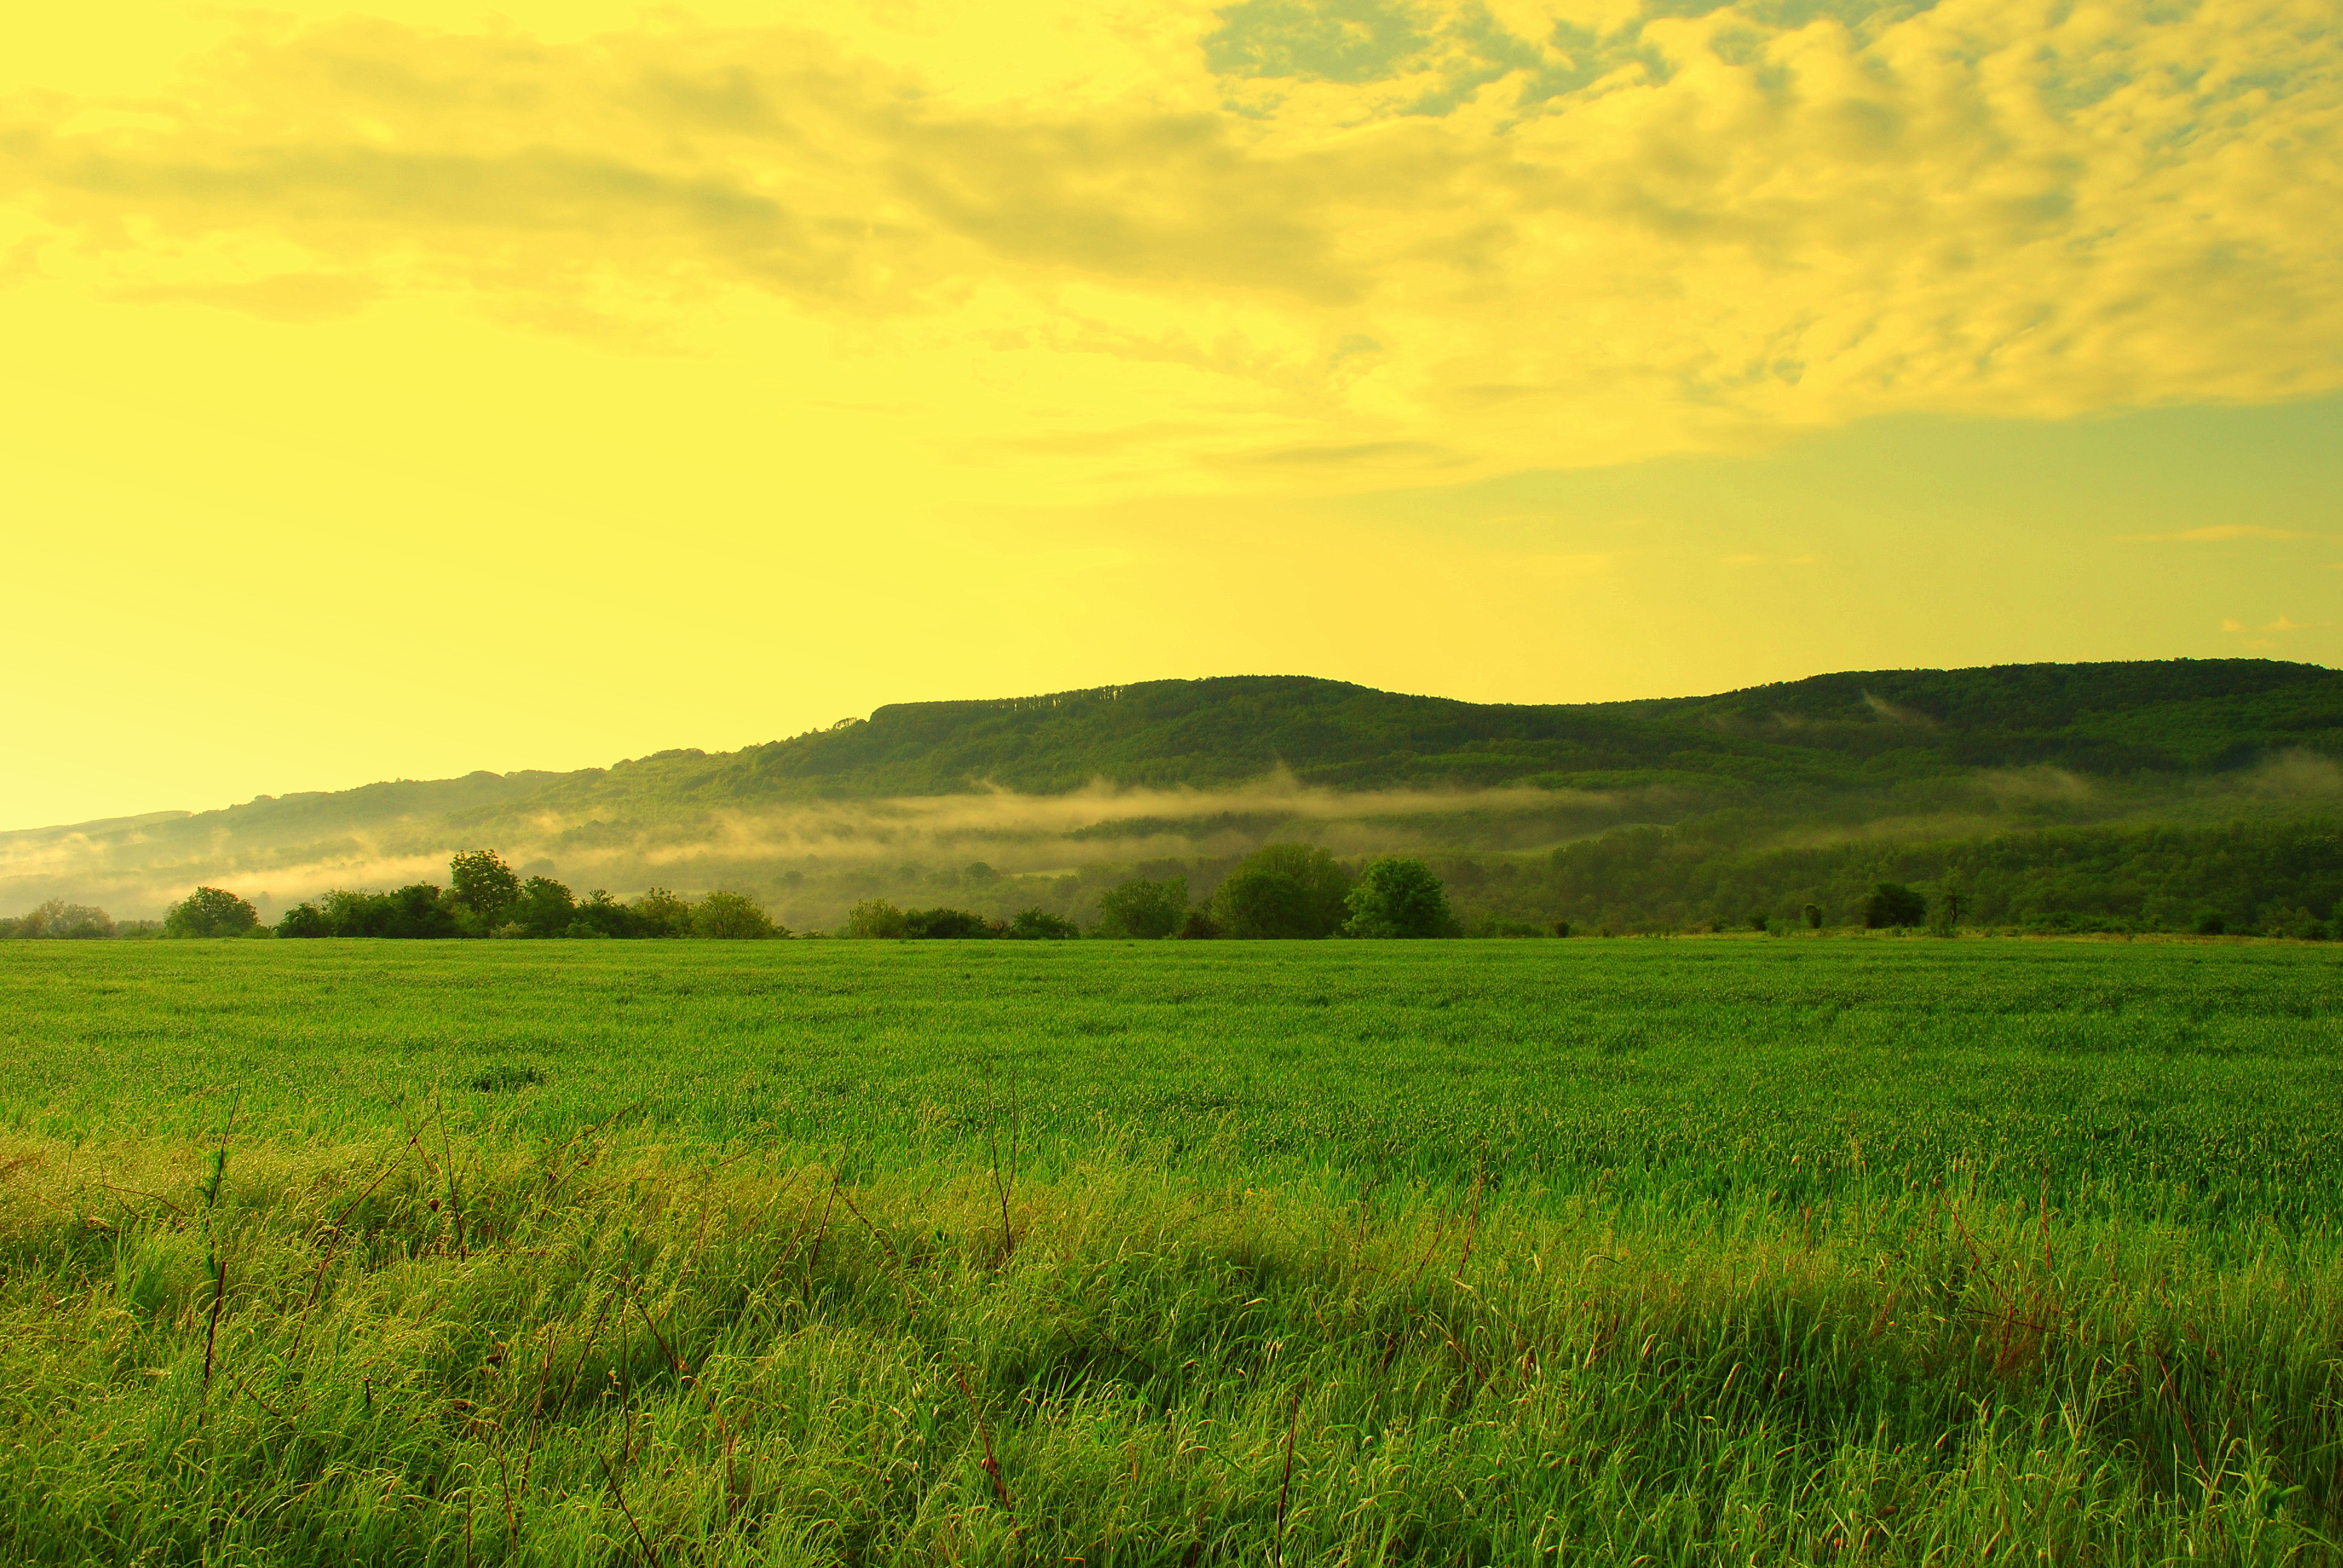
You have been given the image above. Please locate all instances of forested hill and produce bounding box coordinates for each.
[464,657,2343,815]
[10,658,2343,924]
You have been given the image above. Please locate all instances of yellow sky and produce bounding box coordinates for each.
[5,0,2341,827]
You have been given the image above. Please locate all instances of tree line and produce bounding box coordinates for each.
[3,844,1467,942]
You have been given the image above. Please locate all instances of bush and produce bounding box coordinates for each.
[693,890,778,939]
[1863,883,1928,929]
[164,887,260,938]
[1177,908,1221,939]
[1803,904,1823,930]
[902,907,998,939]
[277,904,329,938]
[1094,877,1188,939]
[319,884,460,939]
[568,890,642,939]
[508,877,577,938]
[1212,844,1351,939]
[1553,920,1571,938]
[632,888,695,938]
[1344,858,1460,938]
[844,899,910,939]
[1004,908,1080,940]
[2195,911,2227,936]
[9,900,115,939]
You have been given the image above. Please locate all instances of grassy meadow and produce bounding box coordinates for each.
[2,936,2340,1563]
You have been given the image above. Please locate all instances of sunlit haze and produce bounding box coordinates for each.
[7,0,2340,828]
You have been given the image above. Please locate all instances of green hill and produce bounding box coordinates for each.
[8,658,2343,931]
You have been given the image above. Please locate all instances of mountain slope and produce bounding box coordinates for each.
[7,659,2343,924]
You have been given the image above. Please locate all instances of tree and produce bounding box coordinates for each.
[1004,908,1080,939]
[17,900,115,939]
[568,890,641,938]
[448,849,522,927]
[631,888,695,938]
[1803,904,1823,930]
[277,903,329,938]
[1094,876,1188,939]
[693,890,778,939]
[1178,908,1221,939]
[507,877,577,937]
[844,899,909,939]
[1212,844,1351,939]
[1863,883,1927,929]
[165,887,260,938]
[1343,858,1459,938]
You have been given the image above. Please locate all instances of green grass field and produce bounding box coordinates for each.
[4,938,2340,1563]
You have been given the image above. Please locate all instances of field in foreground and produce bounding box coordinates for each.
[1,938,2339,1564]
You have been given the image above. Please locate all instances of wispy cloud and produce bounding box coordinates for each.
[1,0,2336,488]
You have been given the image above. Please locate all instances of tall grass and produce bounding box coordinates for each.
[2,1119,2336,1563]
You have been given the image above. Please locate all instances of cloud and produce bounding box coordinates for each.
[1,0,2338,488]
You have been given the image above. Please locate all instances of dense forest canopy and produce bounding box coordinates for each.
[7,659,2343,936]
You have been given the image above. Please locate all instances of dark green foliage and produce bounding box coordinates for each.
[318,884,461,939]
[1004,907,1080,939]
[506,875,576,936]
[163,887,258,938]
[566,890,641,938]
[1343,857,1460,938]
[1865,882,1928,928]
[447,848,521,926]
[1178,907,1221,939]
[900,907,998,939]
[275,903,329,938]
[1213,843,1351,938]
[1093,875,1188,939]
[1803,903,1823,929]
[2197,911,2228,936]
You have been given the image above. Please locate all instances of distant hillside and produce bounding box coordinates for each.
[7,658,2343,929]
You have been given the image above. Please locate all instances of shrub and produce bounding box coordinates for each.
[632,888,696,938]
[1343,858,1460,938]
[1094,877,1188,939]
[1803,904,1823,930]
[165,887,260,938]
[693,890,778,939]
[1177,908,1221,939]
[2195,911,2227,936]
[568,890,642,938]
[1004,908,1080,940]
[844,899,910,939]
[277,904,329,938]
[1212,844,1351,939]
[1863,883,1928,929]
[902,907,997,939]
[508,877,577,938]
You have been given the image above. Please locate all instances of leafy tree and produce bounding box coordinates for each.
[694,890,778,939]
[320,884,459,938]
[1863,883,1927,929]
[1343,858,1458,938]
[1553,920,1571,937]
[165,887,260,938]
[1212,843,1351,939]
[1178,908,1221,939]
[2195,911,2227,936]
[277,903,329,938]
[16,900,116,939]
[1094,876,1188,939]
[631,887,695,938]
[844,899,909,939]
[1803,904,1823,929]
[1004,908,1080,940]
[567,890,641,938]
[448,849,522,927]
[507,876,577,937]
